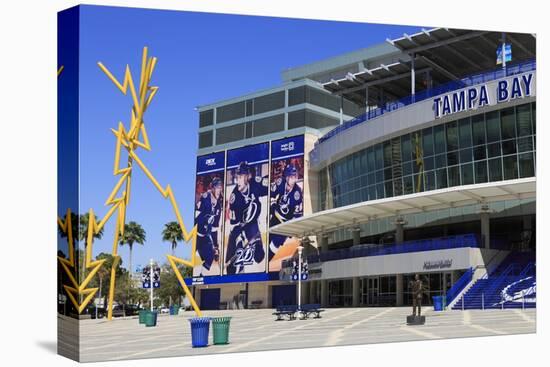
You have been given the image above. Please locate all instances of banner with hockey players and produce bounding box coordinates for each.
[268,135,305,272]
[193,151,225,277]
[223,143,270,275]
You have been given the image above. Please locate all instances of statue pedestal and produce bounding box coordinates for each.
[406,315,426,325]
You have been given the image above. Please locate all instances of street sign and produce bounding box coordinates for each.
[142,266,161,288]
[291,260,308,281]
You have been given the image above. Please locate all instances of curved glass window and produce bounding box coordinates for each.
[319,102,536,210]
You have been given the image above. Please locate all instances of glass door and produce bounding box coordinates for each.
[367,277,379,306]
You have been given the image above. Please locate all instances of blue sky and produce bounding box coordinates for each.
[74,4,426,271]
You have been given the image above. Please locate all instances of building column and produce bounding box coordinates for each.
[480,204,490,249]
[321,280,328,307]
[396,274,403,306]
[309,280,316,304]
[320,234,329,253]
[352,277,360,307]
[395,216,407,244]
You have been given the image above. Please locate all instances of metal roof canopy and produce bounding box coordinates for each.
[323,28,536,107]
[269,177,536,238]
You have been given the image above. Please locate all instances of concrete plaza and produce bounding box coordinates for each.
[59,307,536,362]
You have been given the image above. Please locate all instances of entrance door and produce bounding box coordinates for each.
[200,288,221,310]
[271,285,296,307]
[367,277,379,306]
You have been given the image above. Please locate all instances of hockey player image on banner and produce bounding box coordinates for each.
[224,143,270,275]
[193,152,225,277]
[268,135,305,272]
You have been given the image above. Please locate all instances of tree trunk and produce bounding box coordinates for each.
[172,241,176,256]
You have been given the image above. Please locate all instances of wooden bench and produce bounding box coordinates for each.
[272,305,298,321]
[299,304,325,319]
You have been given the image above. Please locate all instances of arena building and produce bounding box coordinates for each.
[188,28,536,311]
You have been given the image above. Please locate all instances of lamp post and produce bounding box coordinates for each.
[298,245,304,310]
[150,258,154,312]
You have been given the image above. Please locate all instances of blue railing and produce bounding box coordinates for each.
[283,234,480,268]
[445,267,473,305]
[318,59,536,144]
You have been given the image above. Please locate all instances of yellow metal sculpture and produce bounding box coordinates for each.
[57,47,202,319]
[97,46,202,319]
[57,209,107,314]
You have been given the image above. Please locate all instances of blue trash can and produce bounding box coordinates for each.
[188,317,211,348]
[433,296,444,311]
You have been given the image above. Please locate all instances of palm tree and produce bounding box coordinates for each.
[119,221,146,279]
[161,221,183,256]
[79,212,104,243]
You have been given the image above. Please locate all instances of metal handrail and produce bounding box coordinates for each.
[318,59,536,145]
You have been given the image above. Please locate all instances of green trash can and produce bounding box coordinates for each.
[138,310,147,324]
[171,305,180,316]
[211,317,232,345]
[442,296,447,310]
[144,311,158,327]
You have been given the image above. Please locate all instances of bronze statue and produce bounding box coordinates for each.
[410,274,428,317]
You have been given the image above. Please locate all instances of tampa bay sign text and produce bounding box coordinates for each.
[433,72,534,119]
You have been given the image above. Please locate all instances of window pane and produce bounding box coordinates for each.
[458,118,472,148]
[519,152,535,178]
[516,104,532,137]
[487,142,501,158]
[436,168,448,189]
[488,157,503,182]
[448,166,460,187]
[288,110,306,129]
[422,127,434,156]
[461,163,474,185]
[472,114,486,145]
[413,174,424,192]
[474,145,487,161]
[383,141,392,167]
[198,130,213,148]
[403,176,413,194]
[435,154,446,169]
[375,144,383,170]
[401,134,412,162]
[447,151,459,166]
[385,181,394,197]
[459,148,473,163]
[502,139,517,155]
[253,114,285,137]
[517,137,533,153]
[486,111,500,143]
[434,125,446,154]
[288,86,306,106]
[402,161,413,175]
[367,147,375,172]
[500,107,516,139]
[531,102,537,134]
[446,121,458,151]
[199,109,214,127]
[475,160,488,183]
[425,170,435,191]
[503,155,518,180]
[424,156,435,171]
[217,101,245,123]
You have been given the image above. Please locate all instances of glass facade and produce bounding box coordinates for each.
[319,102,536,210]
